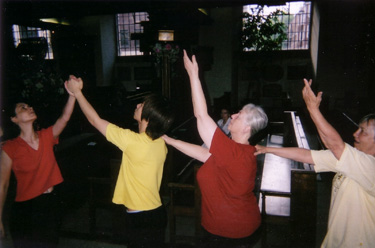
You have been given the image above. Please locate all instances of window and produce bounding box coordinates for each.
[243,1,311,50]
[12,25,54,59]
[116,12,149,56]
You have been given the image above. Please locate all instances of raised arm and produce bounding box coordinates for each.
[183,50,217,148]
[162,135,211,163]
[302,79,345,159]
[65,75,109,136]
[0,151,12,238]
[255,144,314,165]
[52,94,76,138]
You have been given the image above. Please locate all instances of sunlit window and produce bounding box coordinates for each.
[243,1,311,51]
[12,25,54,59]
[116,12,149,56]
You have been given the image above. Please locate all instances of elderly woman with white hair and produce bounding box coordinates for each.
[162,50,268,248]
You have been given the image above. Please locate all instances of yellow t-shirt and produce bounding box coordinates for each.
[106,123,167,210]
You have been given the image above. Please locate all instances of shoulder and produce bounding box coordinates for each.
[106,123,139,142]
[37,126,56,142]
[212,129,254,155]
[2,137,22,155]
[341,143,375,162]
[2,136,21,147]
[39,126,53,135]
[107,123,134,135]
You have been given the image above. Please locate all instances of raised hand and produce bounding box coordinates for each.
[64,81,74,96]
[66,75,83,96]
[302,79,322,111]
[183,49,199,78]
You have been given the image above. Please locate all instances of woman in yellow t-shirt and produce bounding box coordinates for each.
[65,75,174,248]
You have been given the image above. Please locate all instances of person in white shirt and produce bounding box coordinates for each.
[255,79,375,248]
[217,108,231,137]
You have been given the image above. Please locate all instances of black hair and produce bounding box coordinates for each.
[141,94,174,140]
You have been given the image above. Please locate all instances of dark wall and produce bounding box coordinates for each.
[312,0,375,143]
[316,0,375,120]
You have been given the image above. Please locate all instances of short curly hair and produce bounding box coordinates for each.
[242,103,268,137]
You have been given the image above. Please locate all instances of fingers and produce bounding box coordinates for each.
[317,91,323,102]
[302,78,315,97]
[303,78,312,86]
[254,145,265,156]
[66,75,83,88]
[192,55,197,64]
[64,81,74,96]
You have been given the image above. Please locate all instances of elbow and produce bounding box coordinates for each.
[89,119,97,128]
[90,117,104,131]
[193,111,201,119]
[194,111,208,120]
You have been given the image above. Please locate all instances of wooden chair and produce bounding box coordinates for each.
[167,164,202,244]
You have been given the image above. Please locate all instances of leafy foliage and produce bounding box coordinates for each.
[242,6,287,51]
[20,70,65,108]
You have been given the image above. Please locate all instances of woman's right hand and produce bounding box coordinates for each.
[254,144,267,156]
[161,134,171,144]
[183,50,199,78]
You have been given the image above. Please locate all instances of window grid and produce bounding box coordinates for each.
[116,12,149,56]
[243,1,311,51]
[12,25,54,59]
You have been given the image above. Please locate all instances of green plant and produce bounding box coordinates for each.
[242,6,287,51]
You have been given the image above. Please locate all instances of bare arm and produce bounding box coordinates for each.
[162,135,211,163]
[183,50,217,148]
[302,79,345,159]
[52,94,76,138]
[66,76,109,136]
[0,151,12,238]
[255,144,314,165]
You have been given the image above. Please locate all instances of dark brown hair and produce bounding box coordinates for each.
[141,94,174,140]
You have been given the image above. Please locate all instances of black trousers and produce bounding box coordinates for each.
[197,225,262,248]
[9,191,61,248]
[123,205,167,248]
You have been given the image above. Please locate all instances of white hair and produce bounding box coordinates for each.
[242,103,268,136]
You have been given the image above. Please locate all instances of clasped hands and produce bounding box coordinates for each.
[64,75,83,96]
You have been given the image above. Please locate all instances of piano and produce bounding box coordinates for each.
[258,111,318,247]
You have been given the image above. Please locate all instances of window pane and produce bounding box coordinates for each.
[116,12,149,56]
[243,1,311,51]
[12,25,54,59]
